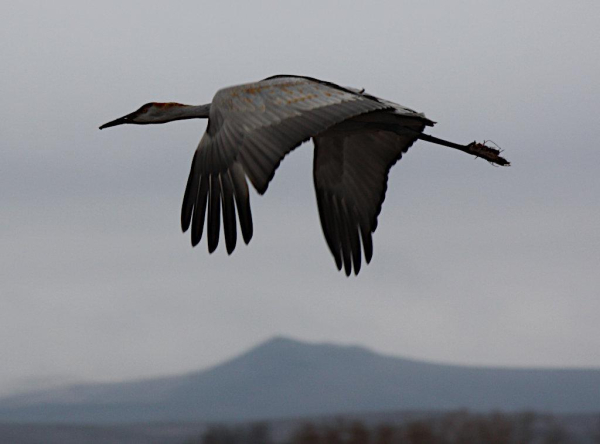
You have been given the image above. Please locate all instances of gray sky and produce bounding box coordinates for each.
[1,1,599,396]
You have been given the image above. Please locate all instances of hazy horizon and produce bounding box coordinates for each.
[2,1,599,398]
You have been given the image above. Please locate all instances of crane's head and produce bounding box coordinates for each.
[99,102,195,129]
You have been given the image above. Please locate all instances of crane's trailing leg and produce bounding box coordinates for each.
[416,133,510,166]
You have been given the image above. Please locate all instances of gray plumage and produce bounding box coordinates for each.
[100,75,508,276]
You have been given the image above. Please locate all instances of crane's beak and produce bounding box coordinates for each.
[99,115,131,130]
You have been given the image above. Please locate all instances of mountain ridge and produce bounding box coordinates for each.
[1,336,599,423]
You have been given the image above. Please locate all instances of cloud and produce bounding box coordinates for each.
[1,0,599,395]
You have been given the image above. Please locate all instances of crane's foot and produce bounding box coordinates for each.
[466,141,510,166]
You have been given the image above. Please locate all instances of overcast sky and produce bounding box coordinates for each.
[1,1,599,396]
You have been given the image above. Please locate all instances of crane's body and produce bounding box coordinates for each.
[100,75,508,275]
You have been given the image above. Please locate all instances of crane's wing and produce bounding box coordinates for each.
[313,112,430,275]
[181,76,392,255]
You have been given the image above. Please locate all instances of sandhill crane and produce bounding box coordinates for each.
[100,75,509,276]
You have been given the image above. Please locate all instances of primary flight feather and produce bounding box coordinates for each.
[100,75,509,275]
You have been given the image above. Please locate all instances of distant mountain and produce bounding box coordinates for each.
[1,337,599,424]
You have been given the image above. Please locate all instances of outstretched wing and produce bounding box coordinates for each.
[313,112,431,275]
[181,76,392,255]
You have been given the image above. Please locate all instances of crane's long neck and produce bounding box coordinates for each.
[160,103,211,121]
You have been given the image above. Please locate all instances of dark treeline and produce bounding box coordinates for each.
[189,411,600,444]
[191,422,273,444]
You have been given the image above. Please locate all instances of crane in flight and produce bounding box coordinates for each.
[100,75,509,276]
